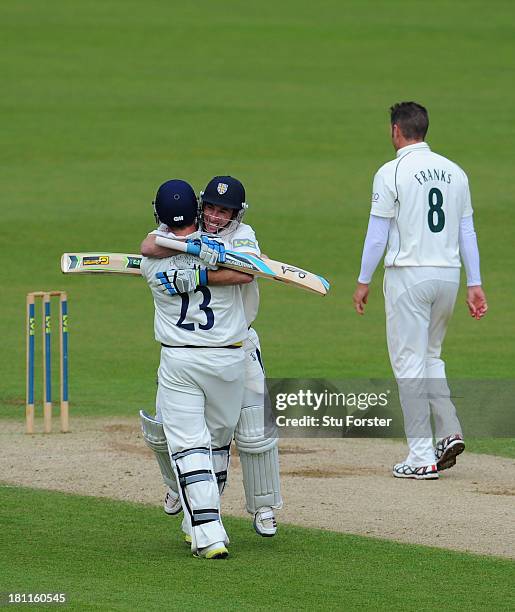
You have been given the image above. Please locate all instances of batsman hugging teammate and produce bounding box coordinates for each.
[139,176,282,559]
[353,101,488,480]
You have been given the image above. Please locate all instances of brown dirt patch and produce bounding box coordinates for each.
[283,466,382,478]
[472,488,515,497]
[279,446,317,455]
[1,417,514,558]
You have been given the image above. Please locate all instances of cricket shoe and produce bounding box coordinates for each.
[393,463,439,480]
[435,434,465,471]
[253,507,277,537]
[164,487,182,516]
[194,542,229,560]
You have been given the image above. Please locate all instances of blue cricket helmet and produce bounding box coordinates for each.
[153,179,198,228]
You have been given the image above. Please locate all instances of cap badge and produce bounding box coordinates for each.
[217,182,228,195]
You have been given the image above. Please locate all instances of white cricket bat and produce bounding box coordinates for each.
[155,236,329,295]
[61,242,330,296]
[61,253,143,275]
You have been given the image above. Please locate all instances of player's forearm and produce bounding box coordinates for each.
[207,249,260,285]
[357,215,390,283]
[208,269,254,285]
[459,215,482,286]
[141,234,180,258]
[153,266,252,297]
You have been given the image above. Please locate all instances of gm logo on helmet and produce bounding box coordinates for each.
[217,182,228,195]
[173,215,184,221]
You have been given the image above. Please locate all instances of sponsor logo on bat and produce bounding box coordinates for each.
[126,256,142,269]
[83,255,110,266]
[281,265,307,279]
[225,256,258,271]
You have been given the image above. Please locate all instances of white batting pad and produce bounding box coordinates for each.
[235,405,282,514]
[139,410,178,492]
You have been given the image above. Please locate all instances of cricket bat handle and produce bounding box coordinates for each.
[155,236,201,256]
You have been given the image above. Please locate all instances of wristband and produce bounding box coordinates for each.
[198,268,209,286]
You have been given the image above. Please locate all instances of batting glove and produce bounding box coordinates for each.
[154,266,208,295]
[191,236,226,266]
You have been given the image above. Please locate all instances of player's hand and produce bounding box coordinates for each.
[194,236,226,266]
[154,266,208,295]
[353,283,369,315]
[466,286,488,320]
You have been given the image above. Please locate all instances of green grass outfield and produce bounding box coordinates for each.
[1,3,515,608]
[1,1,514,456]
[1,486,513,611]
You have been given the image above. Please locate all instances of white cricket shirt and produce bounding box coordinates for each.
[371,142,473,267]
[141,229,247,347]
[228,223,261,327]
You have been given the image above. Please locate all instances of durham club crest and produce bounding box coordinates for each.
[217,182,228,195]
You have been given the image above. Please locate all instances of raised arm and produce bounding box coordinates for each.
[146,238,254,296]
[208,249,258,286]
[141,233,181,258]
[208,269,253,285]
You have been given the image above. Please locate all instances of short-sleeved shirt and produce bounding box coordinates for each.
[141,228,248,347]
[153,222,261,327]
[229,223,261,327]
[371,142,473,267]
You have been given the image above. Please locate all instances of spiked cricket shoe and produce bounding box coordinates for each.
[163,487,182,515]
[393,463,439,480]
[194,542,228,559]
[435,434,465,471]
[253,507,277,537]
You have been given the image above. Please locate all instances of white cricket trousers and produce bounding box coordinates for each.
[156,346,245,551]
[384,267,463,466]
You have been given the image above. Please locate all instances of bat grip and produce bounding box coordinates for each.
[154,236,200,256]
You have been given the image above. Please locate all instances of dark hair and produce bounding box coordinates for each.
[390,102,429,140]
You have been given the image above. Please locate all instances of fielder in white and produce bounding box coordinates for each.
[141,176,282,543]
[353,102,488,479]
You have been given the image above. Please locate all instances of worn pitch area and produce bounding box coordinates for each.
[1,417,513,559]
